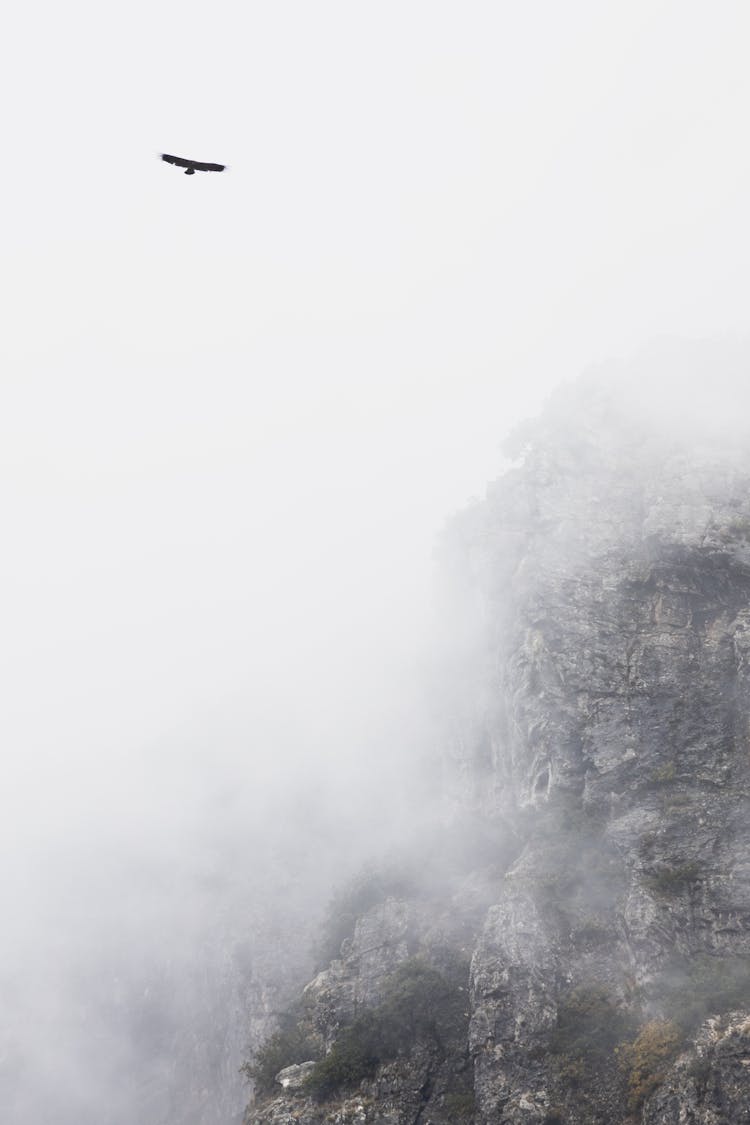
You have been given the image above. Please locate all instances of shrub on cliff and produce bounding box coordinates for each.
[241,1003,320,1095]
[376,958,469,1051]
[616,1019,682,1113]
[244,958,468,1101]
[303,1012,383,1101]
[305,959,468,1101]
[549,984,636,1097]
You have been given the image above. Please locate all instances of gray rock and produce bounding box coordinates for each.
[276,1062,316,1089]
[644,1012,750,1124]
[248,362,750,1125]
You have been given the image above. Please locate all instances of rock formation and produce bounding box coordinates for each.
[244,351,750,1124]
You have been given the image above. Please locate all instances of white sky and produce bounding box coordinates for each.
[3,0,750,983]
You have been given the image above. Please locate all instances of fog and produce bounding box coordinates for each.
[4,3,750,1122]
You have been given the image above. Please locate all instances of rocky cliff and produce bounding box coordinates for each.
[243,359,750,1125]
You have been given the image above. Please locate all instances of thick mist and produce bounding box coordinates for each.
[4,3,750,1123]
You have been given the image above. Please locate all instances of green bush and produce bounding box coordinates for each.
[551,985,633,1061]
[305,959,468,1102]
[245,957,470,1102]
[549,984,635,1095]
[304,1012,382,1101]
[241,1019,320,1094]
[376,959,469,1052]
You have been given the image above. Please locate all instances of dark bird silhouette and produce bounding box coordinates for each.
[160,153,226,175]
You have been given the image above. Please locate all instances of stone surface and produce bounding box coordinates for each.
[644,1013,750,1124]
[276,1062,317,1089]
[246,366,750,1125]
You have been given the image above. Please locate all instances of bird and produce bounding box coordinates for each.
[160,153,226,175]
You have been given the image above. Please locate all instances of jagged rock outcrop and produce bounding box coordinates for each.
[246,886,486,1124]
[462,371,750,1123]
[644,1012,750,1123]
[245,354,750,1125]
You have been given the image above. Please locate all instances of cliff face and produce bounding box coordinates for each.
[245,368,750,1125]
[465,380,750,1124]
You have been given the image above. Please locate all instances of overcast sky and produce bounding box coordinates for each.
[3,5,750,1115]
[5,3,750,783]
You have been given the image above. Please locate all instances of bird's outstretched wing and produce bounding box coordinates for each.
[160,153,226,172]
[189,159,226,172]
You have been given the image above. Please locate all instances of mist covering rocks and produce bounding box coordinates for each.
[7,343,750,1125]
[245,344,750,1124]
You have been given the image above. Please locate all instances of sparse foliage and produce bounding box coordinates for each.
[616,1019,682,1113]
[549,984,635,1096]
[551,985,633,1060]
[245,958,470,1104]
[240,1002,320,1094]
[304,1012,382,1101]
[304,959,468,1102]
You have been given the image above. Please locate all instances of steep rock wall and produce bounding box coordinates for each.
[465,382,750,1123]
[245,369,750,1125]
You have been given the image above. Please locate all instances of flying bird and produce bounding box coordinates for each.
[160,153,226,175]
